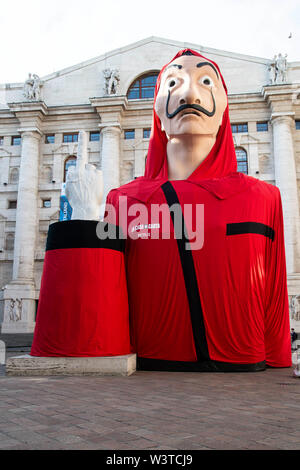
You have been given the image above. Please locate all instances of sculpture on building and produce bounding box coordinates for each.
[103,68,120,95]
[269,57,277,85]
[276,53,288,83]
[23,73,42,101]
[31,49,292,372]
[290,295,300,321]
[269,54,288,84]
[9,299,22,322]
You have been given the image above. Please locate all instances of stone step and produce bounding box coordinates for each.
[6,354,137,377]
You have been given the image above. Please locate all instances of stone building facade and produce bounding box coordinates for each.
[0,37,300,333]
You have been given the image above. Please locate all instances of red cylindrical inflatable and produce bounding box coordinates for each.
[31,220,131,357]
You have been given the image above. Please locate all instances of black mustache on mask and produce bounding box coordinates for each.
[166,89,216,119]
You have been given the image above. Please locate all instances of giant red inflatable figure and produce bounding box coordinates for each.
[31,49,292,372]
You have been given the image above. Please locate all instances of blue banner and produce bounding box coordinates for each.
[59,183,73,221]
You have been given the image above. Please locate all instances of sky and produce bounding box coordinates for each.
[1,0,299,84]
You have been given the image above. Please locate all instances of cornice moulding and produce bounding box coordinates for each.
[7,101,48,116]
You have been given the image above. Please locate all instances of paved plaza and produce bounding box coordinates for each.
[0,349,300,450]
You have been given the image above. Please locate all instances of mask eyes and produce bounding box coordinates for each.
[200,75,214,87]
[167,78,178,88]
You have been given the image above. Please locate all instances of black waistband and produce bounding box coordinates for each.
[137,357,266,373]
[46,220,126,253]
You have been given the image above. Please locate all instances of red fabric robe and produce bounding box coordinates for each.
[31,49,291,371]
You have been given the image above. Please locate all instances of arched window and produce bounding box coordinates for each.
[127,72,159,100]
[64,156,77,182]
[235,147,248,174]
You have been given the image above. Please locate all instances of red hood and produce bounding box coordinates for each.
[112,49,258,203]
[144,48,237,180]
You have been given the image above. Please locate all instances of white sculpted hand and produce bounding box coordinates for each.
[65,130,103,221]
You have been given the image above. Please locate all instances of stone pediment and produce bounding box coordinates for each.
[42,37,270,82]
[3,37,298,107]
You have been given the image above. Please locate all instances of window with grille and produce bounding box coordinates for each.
[90,131,100,141]
[124,130,135,140]
[235,147,248,174]
[143,128,151,139]
[63,133,78,143]
[256,122,268,132]
[11,136,21,145]
[127,73,159,100]
[42,199,51,208]
[231,123,248,133]
[45,134,55,144]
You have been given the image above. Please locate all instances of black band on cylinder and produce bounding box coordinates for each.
[46,220,126,253]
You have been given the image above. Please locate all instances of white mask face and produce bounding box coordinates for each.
[155,55,227,139]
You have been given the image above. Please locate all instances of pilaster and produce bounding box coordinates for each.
[1,102,48,333]
[90,96,126,210]
[263,84,300,275]
[100,125,122,209]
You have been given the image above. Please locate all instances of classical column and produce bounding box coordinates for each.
[100,125,121,209]
[271,114,300,274]
[90,96,126,215]
[2,130,41,333]
[13,131,41,279]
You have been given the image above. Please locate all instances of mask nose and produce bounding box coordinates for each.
[179,80,201,106]
[180,97,201,105]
